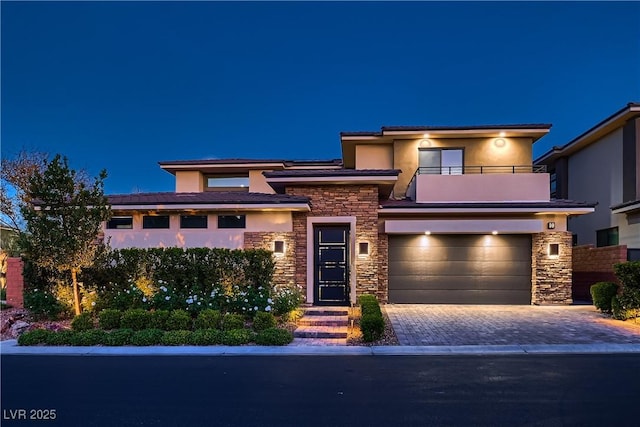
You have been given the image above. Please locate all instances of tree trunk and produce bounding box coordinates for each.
[71,268,82,315]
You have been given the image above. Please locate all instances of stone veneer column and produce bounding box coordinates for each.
[243,232,296,288]
[531,231,573,304]
[377,233,389,303]
[286,185,380,302]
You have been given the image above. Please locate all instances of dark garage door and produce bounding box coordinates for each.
[388,234,532,304]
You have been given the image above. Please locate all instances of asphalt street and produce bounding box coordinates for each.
[2,354,639,426]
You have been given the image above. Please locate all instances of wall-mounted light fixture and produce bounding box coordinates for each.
[419,139,431,147]
[358,242,370,257]
[548,243,559,258]
[274,240,285,256]
[547,221,556,230]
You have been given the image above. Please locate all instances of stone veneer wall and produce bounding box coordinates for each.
[531,231,573,304]
[285,185,380,302]
[377,233,389,302]
[243,232,296,288]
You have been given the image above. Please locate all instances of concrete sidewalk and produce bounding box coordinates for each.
[3,339,640,356]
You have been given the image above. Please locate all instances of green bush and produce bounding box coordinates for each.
[222,329,253,345]
[71,329,107,346]
[71,313,94,331]
[104,329,134,346]
[98,309,122,330]
[253,311,276,332]
[18,329,52,346]
[358,294,384,342]
[46,330,76,346]
[612,296,628,320]
[148,310,170,330]
[614,261,640,291]
[130,329,164,346]
[255,328,293,346]
[272,285,304,316]
[166,310,192,331]
[161,330,193,346]
[590,282,619,313]
[221,313,245,331]
[194,309,222,330]
[191,329,223,346]
[120,309,151,331]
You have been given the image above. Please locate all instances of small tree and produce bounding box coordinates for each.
[21,154,111,315]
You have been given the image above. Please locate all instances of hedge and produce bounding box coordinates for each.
[358,294,384,342]
[590,282,619,313]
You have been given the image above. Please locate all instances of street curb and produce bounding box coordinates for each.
[3,340,640,356]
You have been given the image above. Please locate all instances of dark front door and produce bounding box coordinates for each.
[314,225,350,306]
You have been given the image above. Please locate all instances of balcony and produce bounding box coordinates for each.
[407,165,550,203]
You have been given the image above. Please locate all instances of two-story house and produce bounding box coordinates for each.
[104,124,595,306]
[535,103,640,261]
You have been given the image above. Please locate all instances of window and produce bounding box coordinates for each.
[596,227,619,247]
[106,216,133,229]
[206,176,249,191]
[180,215,208,229]
[550,171,557,199]
[218,215,246,229]
[419,148,463,175]
[142,215,170,229]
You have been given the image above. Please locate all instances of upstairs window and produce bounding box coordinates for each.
[550,171,557,199]
[107,216,133,229]
[206,175,249,191]
[218,215,246,229]
[143,215,170,229]
[419,148,463,175]
[180,215,208,229]
[596,227,619,247]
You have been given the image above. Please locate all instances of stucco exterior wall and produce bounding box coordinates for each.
[175,171,204,193]
[105,211,292,249]
[249,170,276,194]
[567,128,623,246]
[393,137,534,198]
[355,144,394,170]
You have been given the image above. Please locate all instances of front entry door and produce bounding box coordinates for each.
[314,225,350,306]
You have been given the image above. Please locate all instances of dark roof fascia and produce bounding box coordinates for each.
[535,102,640,164]
[106,192,310,206]
[341,124,552,137]
[379,200,598,210]
[158,158,342,167]
[610,199,640,212]
[263,169,401,178]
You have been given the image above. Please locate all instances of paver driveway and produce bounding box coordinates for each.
[384,304,640,346]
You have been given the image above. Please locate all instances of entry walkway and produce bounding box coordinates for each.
[384,304,640,346]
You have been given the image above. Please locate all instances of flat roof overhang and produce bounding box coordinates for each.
[611,199,640,215]
[109,203,310,212]
[265,175,399,199]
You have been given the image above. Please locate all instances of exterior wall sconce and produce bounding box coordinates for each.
[548,243,559,259]
[358,242,369,257]
[419,139,431,147]
[274,240,285,256]
[494,138,506,148]
[547,221,556,230]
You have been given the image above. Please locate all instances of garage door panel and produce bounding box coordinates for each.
[388,234,532,304]
[389,289,532,305]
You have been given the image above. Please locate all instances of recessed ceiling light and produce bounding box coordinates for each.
[491,231,498,235]
[424,231,431,235]
[499,131,506,137]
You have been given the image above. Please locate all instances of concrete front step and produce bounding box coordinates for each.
[298,315,349,327]
[303,307,349,316]
[293,326,348,339]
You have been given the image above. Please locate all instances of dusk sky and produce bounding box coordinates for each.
[2,1,639,194]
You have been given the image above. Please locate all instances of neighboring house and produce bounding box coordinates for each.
[535,103,640,261]
[104,125,595,306]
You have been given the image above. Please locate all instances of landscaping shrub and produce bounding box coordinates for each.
[358,294,384,342]
[71,329,107,346]
[18,329,52,346]
[98,309,122,330]
[613,261,640,320]
[191,329,223,346]
[148,310,170,330]
[253,311,276,332]
[221,329,253,346]
[130,329,164,346]
[104,329,134,346]
[590,282,619,313]
[612,296,629,321]
[255,328,293,346]
[272,284,304,316]
[221,313,245,331]
[194,309,222,330]
[22,260,66,320]
[165,310,191,331]
[120,309,151,330]
[161,330,193,346]
[71,312,95,331]
[46,330,76,346]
